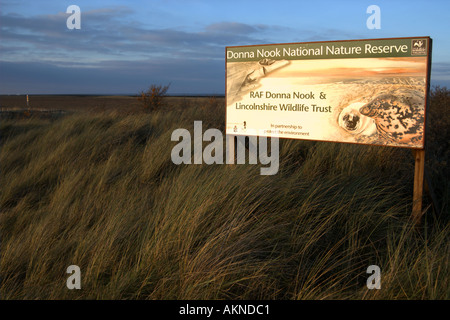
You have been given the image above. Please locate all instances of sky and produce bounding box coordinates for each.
[1,0,449,94]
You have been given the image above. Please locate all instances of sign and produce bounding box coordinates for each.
[226,37,431,149]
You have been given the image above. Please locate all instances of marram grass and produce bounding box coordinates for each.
[1,92,449,300]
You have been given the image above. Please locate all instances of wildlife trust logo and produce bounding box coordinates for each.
[411,39,427,55]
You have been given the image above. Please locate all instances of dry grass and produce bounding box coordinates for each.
[0,90,448,300]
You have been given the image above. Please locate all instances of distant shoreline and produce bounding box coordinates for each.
[0,94,226,114]
[0,93,226,98]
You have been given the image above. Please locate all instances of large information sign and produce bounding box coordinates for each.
[226,37,431,149]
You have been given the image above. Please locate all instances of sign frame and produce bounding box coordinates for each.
[225,36,433,224]
[225,36,432,150]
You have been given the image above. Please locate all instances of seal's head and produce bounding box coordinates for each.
[338,102,377,136]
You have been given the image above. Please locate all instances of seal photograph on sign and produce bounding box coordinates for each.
[359,89,425,145]
[335,79,426,147]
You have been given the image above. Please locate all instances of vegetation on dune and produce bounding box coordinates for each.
[138,83,171,112]
[0,88,448,299]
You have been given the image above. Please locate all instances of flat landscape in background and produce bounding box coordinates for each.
[0,95,219,113]
[0,90,448,299]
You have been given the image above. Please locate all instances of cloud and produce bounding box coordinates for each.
[431,62,450,77]
[205,22,267,34]
[4,5,444,94]
[0,58,225,94]
[0,6,276,93]
[0,8,271,64]
[429,62,450,89]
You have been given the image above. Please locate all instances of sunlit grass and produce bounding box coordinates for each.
[0,90,448,299]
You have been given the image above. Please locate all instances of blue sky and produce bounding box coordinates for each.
[1,0,449,94]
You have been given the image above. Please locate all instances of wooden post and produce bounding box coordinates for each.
[412,149,426,224]
[226,134,235,164]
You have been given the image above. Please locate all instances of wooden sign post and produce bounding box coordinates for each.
[412,149,426,225]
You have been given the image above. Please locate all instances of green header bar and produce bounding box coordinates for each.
[226,37,430,62]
